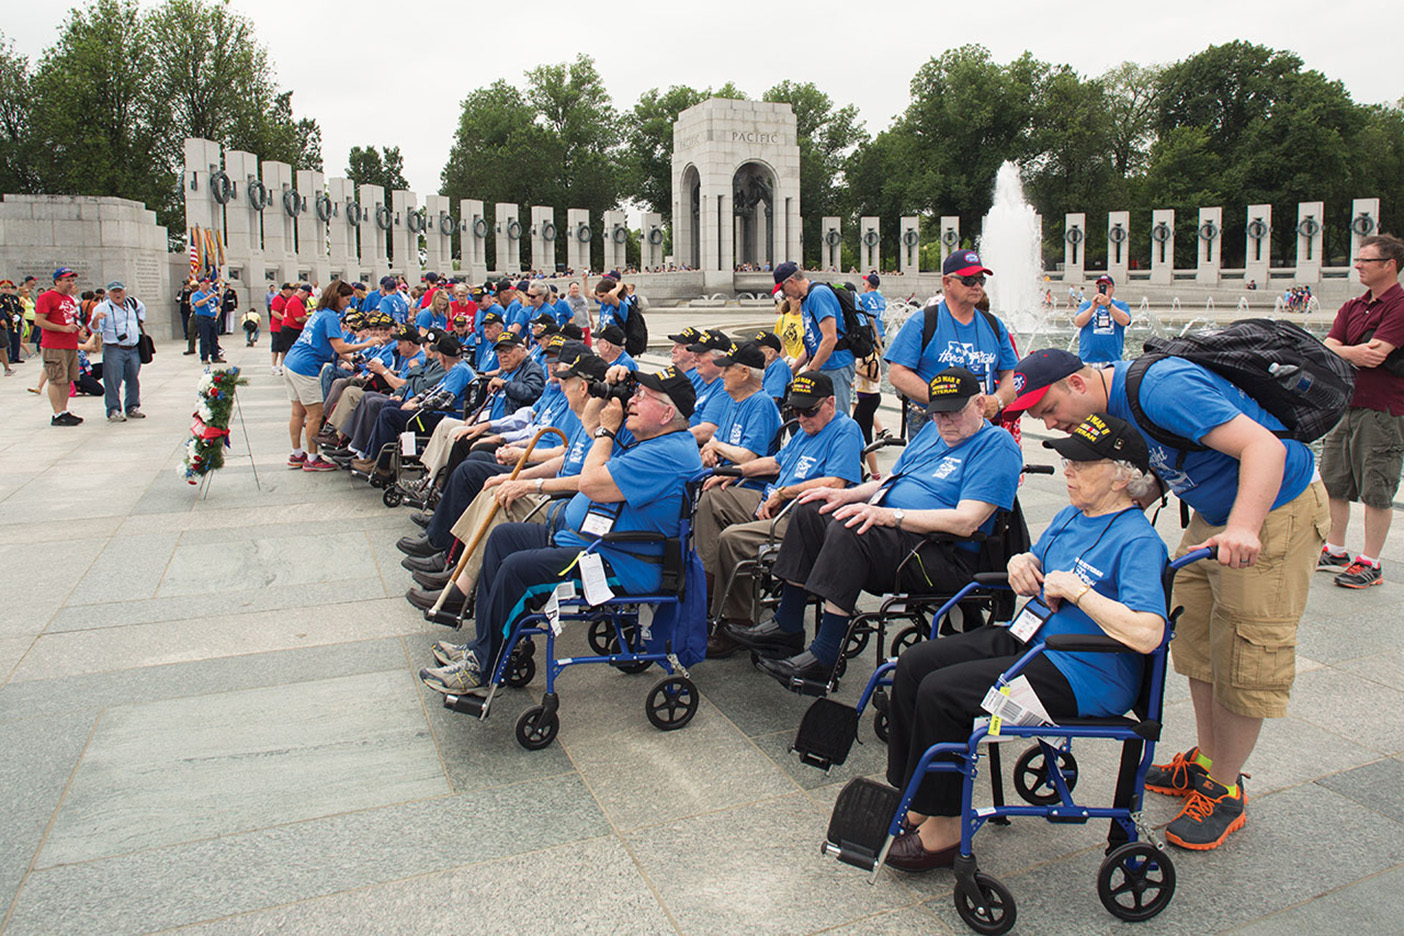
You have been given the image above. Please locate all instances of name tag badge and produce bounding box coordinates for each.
[1006,598,1051,643]
[867,485,888,505]
[579,551,614,606]
[399,431,417,456]
[580,508,615,537]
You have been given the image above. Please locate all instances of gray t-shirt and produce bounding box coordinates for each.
[566,294,590,327]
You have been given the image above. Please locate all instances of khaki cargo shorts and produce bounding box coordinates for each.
[42,347,79,384]
[1169,481,1329,718]
[1320,407,1404,509]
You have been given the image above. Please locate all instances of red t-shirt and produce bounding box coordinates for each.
[420,286,439,309]
[270,294,286,332]
[282,295,309,331]
[36,289,80,350]
[449,299,478,323]
[1328,282,1404,415]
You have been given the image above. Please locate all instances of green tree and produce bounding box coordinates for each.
[624,84,709,222]
[1101,61,1160,178]
[0,33,35,194]
[346,145,409,195]
[762,80,867,266]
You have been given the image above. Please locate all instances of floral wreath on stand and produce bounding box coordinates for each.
[179,366,249,484]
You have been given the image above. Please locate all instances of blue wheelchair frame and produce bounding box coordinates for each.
[807,547,1213,933]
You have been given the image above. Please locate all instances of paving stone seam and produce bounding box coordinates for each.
[401,636,459,793]
[0,703,103,933]
[1218,859,1404,934]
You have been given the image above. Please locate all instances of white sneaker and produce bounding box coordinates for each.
[270,365,278,375]
[431,642,477,667]
[419,657,484,695]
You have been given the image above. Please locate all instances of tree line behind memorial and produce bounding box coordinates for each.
[2,0,1400,271]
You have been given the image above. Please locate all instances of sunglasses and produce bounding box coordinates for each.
[795,401,824,418]
[954,275,986,287]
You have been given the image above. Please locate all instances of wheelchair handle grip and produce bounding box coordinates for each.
[1172,546,1216,569]
[1022,463,1056,475]
[711,466,743,477]
[972,572,1009,586]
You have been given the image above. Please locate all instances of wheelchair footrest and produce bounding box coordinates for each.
[423,608,465,629]
[792,699,860,770]
[443,693,489,718]
[823,778,903,872]
[788,675,834,697]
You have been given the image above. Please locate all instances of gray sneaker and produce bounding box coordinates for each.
[125,408,146,419]
[419,657,484,695]
[1317,547,1351,572]
[107,411,126,423]
[431,641,477,667]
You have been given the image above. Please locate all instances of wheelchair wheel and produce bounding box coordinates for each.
[1013,746,1079,806]
[872,710,889,743]
[504,645,536,688]
[382,488,403,508]
[606,625,651,674]
[515,705,559,750]
[645,675,698,731]
[586,616,613,655]
[842,622,871,659]
[1097,842,1176,922]
[890,623,924,658]
[953,873,1016,935]
[368,473,387,489]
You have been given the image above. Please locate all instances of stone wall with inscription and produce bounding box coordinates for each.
[0,194,175,339]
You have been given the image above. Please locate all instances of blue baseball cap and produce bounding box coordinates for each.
[53,267,77,281]
[1007,348,1084,413]
[773,261,799,284]
[943,250,993,278]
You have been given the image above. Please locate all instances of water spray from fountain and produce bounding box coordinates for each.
[978,161,1044,333]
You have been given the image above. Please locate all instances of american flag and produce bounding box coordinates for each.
[188,228,200,278]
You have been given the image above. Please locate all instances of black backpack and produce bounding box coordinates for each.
[620,295,648,357]
[1124,318,1355,458]
[819,282,876,360]
[919,301,1008,382]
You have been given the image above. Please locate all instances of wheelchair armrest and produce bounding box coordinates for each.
[711,466,744,477]
[1044,634,1135,653]
[1022,464,1056,475]
[599,531,666,544]
[861,436,906,458]
[972,572,1009,586]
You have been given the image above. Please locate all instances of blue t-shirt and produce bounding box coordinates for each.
[556,422,633,478]
[686,367,705,392]
[859,291,887,339]
[425,359,477,409]
[607,350,637,372]
[365,341,395,372]
[775,410,864,486]
[884,302,1018,393]
[1106,360,1315,526]
[714,390,783,463]
[763,357,793,401]
[801,283,854,371]
[597,297,630,329]
[531,382,567,426]
[692,374,726,427]
[1076,299,1131,364]
[416,309,446,332]
[191,289,219,319]
[879,420,1022,545]
[476,344,499,374]
[377,292,409,325]
[1031,505,1168,717]
[556,430,703,595]
[396,349,426,379]
[552,299,574,326]
[503,299,528,334]
[283,308,345,376]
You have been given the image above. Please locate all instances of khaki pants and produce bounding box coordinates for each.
[329,385,365,433]
[419,417,466,481]
[694,485,792,621]
[1170,481,1330,718]
[446,491,551,587]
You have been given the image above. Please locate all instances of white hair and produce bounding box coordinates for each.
[1112,460,1158,500]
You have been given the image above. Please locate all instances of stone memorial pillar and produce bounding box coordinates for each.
[1350,198,1382,285]
[1296,201,1325,284]
[1149,209,1175,285]
[182,138,225,285]
[1195,207,1222,285]
[220,149,263,307]
[899,216,920,275]
[939,216,960,266]
[783,192,801,270]
[1106,211,1130,285]
[604,209,629,272]
[422,194,451,274]
[859,216,880,272]
[390,190,418,280]
[262,160,297,285]
[1063,213,1086,284]
[1244,205,1272,289]
[359,183,389,284]
[326,177,354,283]
[495,202,521,273]
[295,169,330,286]
[820,216,841,271]
[641,212,664,270]
[460,199,487,280]
[529,206,556,272]
[567,209,591,272]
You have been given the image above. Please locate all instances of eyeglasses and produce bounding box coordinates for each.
[1059,457,1109,473]
[1355,257,1393,265]
[954,275,986,287]
[795,401,824,418]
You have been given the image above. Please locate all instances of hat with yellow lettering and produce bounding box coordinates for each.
[926,367,983,413]
[1042,412,1149,472]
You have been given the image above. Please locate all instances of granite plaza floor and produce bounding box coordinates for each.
[3,327,1404,935]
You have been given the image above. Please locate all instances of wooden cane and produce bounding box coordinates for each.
[429,424,569,613]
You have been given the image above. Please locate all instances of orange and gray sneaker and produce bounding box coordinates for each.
[1165,772,1246,850]
[1335,559,1383,589]
[1144,746,1208,797]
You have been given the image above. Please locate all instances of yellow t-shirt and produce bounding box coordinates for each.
[775,303,804,361]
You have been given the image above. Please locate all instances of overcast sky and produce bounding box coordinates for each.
[6,0,1397,197]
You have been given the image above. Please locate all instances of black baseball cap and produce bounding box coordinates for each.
[752,330,782,352]
[686,329,731,354]
[544,333,567,355]
[436,336,462,357]
[379,276,397,288]
[787,372,834,409]
[481,311,504,326]
[714,341,766,369]
[495,332,523,348]
[597,324,626,346]
[865,273,880,287]
[532,312,556,326]
[635,365,697,418]
[668,326,703,344]
[558,350,607,381]
[1043,412,1149,472]
[773,261,799,284]
[395,326,421,344]
[926,367,984,413]
[560,323,584,340]
[1006,348,1084,413]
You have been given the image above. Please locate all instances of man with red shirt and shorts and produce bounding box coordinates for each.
[35,267,84,426]
[269,282,292,375]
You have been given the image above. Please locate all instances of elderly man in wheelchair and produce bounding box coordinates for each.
[882,412,1166,870]
[729,366,1023,688]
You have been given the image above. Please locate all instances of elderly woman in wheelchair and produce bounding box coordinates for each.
[884,412,1168,870]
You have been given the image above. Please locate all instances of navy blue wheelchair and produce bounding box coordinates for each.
[441,472,710,751]
[790,547,1212,934]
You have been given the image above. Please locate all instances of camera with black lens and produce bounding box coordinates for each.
[348,352,367,366]
[587,373,637,405]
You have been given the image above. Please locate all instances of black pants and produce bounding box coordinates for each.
[426,454,511,551]
[887,627,1078,815]
[853,391,881,445]
[771,501,976,614]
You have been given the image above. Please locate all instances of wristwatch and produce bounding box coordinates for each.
[892,508,905,531]
[593,427,615,440]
